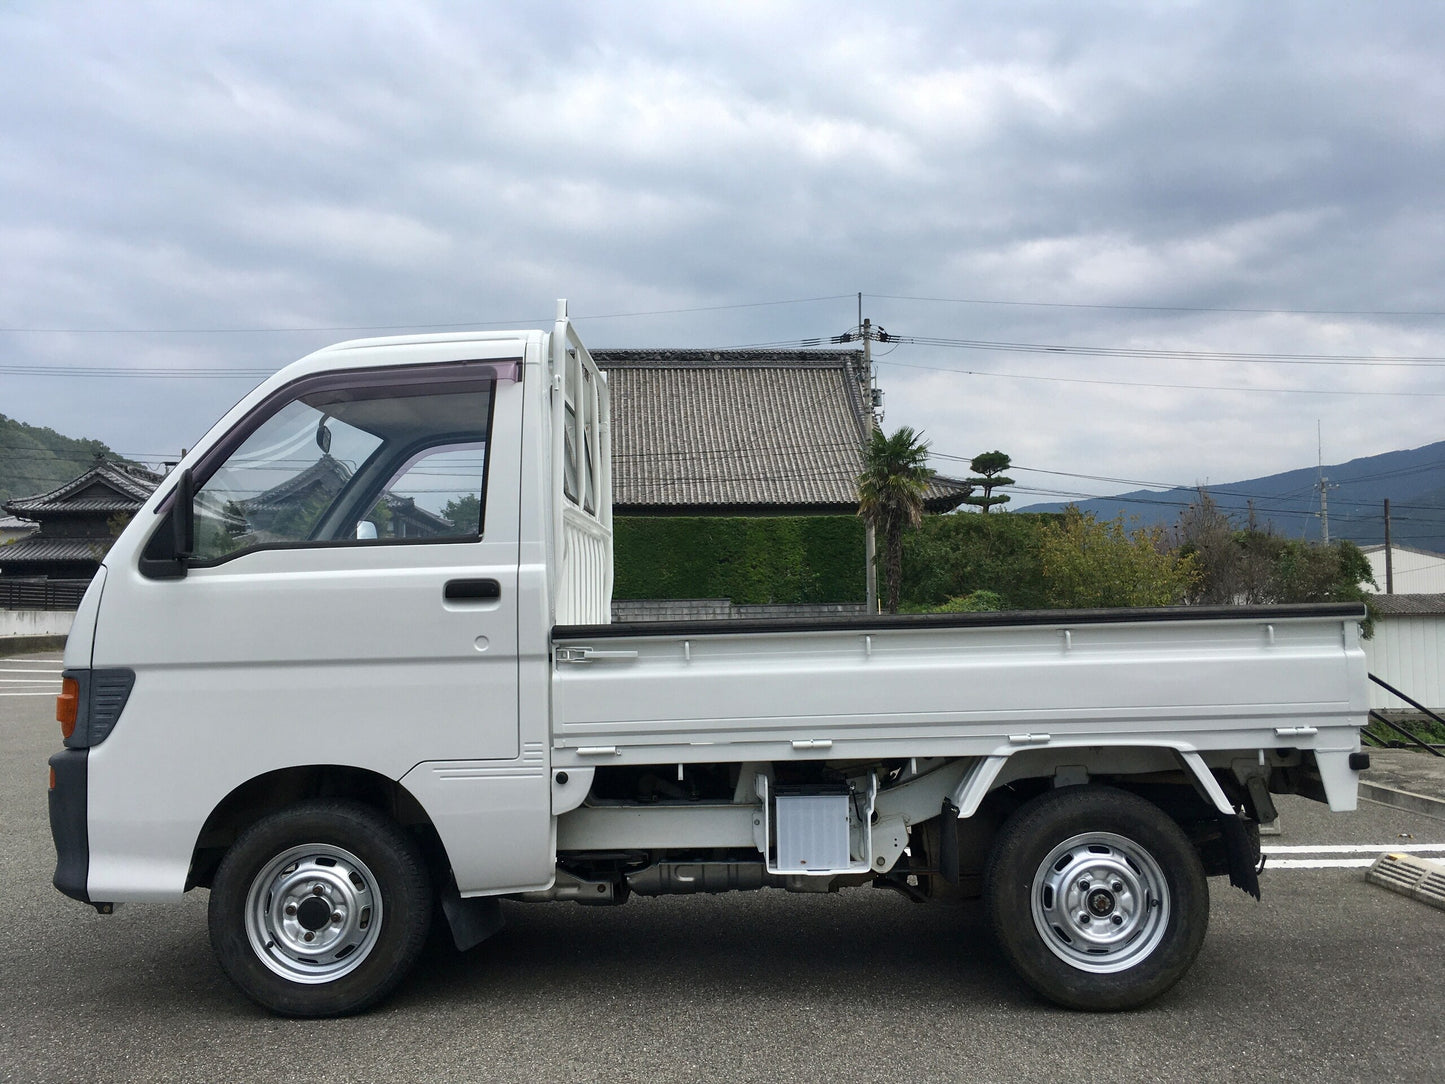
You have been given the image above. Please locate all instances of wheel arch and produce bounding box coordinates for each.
[188,764,441,890]
[955,745,1260,898]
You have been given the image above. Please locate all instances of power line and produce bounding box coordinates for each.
[878,357,1445,398]
[0,296,855,335]
[0,364,275,379]
[887,333,1445,367]
[866,293,1445,319]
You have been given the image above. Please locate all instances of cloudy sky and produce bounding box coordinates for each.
[3,1,1443,504]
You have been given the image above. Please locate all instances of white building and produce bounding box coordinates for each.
[1360,544,1445,594]
[1361,593,1445,714]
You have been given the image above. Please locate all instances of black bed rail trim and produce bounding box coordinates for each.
[555,602,1368,641]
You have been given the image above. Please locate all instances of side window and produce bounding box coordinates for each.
[562,358,598,514]
[370,444,485,539]
[188,373,493,562]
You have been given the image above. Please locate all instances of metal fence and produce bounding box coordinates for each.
[0,578,91,611]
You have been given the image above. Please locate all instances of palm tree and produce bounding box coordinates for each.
[857,426,934,613]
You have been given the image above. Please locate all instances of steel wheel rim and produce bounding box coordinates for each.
[1029,831,1170,974]
[243,843,383,984]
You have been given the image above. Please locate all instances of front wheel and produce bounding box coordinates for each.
[984,785,1209,1011]
[208,800,433,1016]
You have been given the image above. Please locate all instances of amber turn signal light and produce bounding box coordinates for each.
[56,677,79,740]
[49,766,56,791]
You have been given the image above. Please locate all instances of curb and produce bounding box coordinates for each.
[1360,780,1445,821]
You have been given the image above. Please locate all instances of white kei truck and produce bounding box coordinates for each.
[49,303,1370,1017]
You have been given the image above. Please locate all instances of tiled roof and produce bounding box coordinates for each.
[0,537,108,563]
[593,349,970,514]
[4,458,162,517]
[245,456,352,511]
[1369,593,1445,616]
[0,515,35,531]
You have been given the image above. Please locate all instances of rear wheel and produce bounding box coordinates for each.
[208,800,432,1016]
[985,785,1209,1011]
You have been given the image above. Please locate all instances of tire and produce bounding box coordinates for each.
[984,785,1209,1011]
[208,800,433,1017]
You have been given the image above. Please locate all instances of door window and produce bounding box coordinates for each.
[186,369,495,563]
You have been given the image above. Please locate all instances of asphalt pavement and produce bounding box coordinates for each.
[2,650,1443,1083]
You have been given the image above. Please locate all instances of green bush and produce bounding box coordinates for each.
[900,513,1059,611]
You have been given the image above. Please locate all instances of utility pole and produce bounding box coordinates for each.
[847,300,900,614]
[1316,422,1334,543]
[860,295,879,614]
[1384,498,1394,594]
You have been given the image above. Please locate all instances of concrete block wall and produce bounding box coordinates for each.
[1,610,74,639]
[611,599,870,623]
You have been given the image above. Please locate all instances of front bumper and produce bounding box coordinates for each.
[48,749,90,904]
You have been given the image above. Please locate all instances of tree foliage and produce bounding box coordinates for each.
[1038,508,1198,608]
[443,493,481,535]
[963,450,1014,514]
[0,413,133,506]
[1174,488,1376,627]
[857,426,934,613]
[900,512,1055,611]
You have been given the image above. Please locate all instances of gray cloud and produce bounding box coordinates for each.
[2,0,1443,501]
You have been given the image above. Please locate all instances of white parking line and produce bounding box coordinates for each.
[1268,858,1377,869]
[1261,843,1445,871]
[1264,843,1445,854]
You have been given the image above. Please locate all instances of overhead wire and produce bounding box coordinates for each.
[864,293,1445,319]
[0,295,857,335]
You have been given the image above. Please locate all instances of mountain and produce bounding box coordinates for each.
[1018,441,1445,553]
[0,414,130,508]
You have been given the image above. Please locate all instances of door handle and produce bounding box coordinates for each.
[445,579,501,602]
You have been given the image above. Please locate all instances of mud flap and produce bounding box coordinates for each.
[1218,813,1262,900]
[939,798,960,885]
[440,881,506,952]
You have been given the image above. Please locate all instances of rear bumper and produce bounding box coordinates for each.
[48,749,90,904]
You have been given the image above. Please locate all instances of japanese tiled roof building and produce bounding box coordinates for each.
[591,348,971,516]
[1,457,163,579]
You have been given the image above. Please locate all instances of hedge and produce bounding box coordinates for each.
[613,516,867,604]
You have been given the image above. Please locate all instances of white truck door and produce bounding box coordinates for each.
[86,359,527,898]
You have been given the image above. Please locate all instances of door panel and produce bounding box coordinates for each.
[87,365,527,897]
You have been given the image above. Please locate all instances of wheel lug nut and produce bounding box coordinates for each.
[1111,915,1124,926]
[311,885,324,896]
[1111,881,1123,892]
[1078,879,1090,891]
[331,912,342,924]
[303,932,315,942]
[284,904,297,916]
[1078,913,1090,924]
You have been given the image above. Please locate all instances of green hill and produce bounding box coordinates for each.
[0,413,131,508]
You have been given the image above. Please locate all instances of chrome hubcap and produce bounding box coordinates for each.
[244,844,382,984]
[1030,832,1169,974]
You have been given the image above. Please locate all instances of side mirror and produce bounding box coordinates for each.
[172,467,195,558]
[139,467,195,580]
